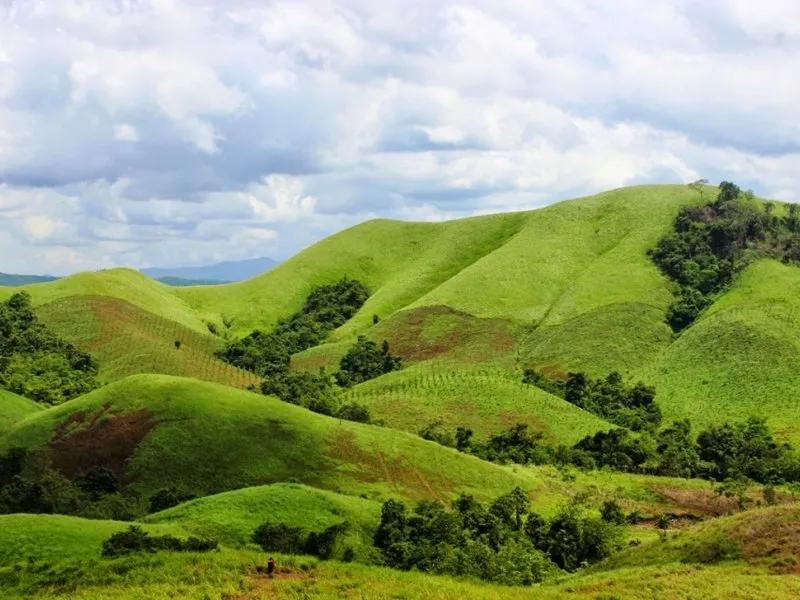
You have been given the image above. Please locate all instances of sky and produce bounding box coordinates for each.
[1,0,799,275]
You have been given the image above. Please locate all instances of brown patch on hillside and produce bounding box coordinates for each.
[650,486,796,518]
[39,295,260,390]
[730,508,800,573]
[496,410,553,442]
[378,306,515,364]
[49,407,156,479]
[649,486,744,517]
[537,364,568,381]
[325,429,453,502]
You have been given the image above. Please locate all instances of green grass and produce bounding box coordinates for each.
[341,362,610,444]
[3,530,799,599]
[638,259,800,442]
[0,374,545,502]
[37,296,259,389]
[0,388,43,435]
[144,482,381,561]
[599,505,800,573]
[0,268,208,333]
[0,514,177,566]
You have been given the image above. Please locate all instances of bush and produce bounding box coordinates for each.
[148,486,196,513]
[76,467,119,501]
[335,337,401,387]
[336,401,371,423]
[304,522,349,559]
[0,292,98,404]
[102,525,217,557]
[252,523,306,554]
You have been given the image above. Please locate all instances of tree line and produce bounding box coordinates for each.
[250,488,627,586]
[651,180,800,332]
[218,278,401,420]
[524,369,661,432]
[0,447,196,520]
[0,292,98,404]
[420,415,800,487]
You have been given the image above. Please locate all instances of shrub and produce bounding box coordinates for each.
[304,522,349,559]
[336,401,371,423]
[148,486,196,513]
[252,523,306,554]
[101,525,218,557]
[76,467,120,501]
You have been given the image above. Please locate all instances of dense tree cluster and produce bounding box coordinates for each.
[336,337,402,387]
[574,416,800,484]
[0,292,98,404]
[650,181,800,331]
[373,489,623,584]
[0,446,198,520]
[102,525,217,557]
[219,278,397,420]
[523,369,661,432]
[218,278,370,376]
[252,521,353,561]
[421,416,800,487]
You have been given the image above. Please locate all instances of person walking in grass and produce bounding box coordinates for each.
[267,556,276,576]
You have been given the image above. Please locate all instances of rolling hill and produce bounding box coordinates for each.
[3,184,800,446]
[0,389,43,435]
[0,374,542,502]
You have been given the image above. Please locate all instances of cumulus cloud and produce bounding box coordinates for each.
[0,0,799,275]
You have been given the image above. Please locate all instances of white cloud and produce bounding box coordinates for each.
[113,123,139,142]
[245,175,317,222]
[24,215,69,240]
[0,0,799,274]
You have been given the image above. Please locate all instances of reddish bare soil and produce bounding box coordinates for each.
[49,407,156,479]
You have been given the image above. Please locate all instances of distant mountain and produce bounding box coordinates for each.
[154,276,230,287]
[141,256,277,283]
[0,272,59,287]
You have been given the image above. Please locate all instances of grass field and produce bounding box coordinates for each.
[0,374,546,502]
[0,388,43,435]
[340,362,610,444]
[2,513,800,599]
[5,184,800,597]
[37,296,259,389]
[638,259,800,442]
[144,482,382,561]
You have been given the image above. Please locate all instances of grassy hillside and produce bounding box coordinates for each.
[639,259,800,442]
[145,482,381,560]
[3,515,799,599]
[0,514,177,566]
[0,374,544,502]
[175,211,529,336]
[37,296,259,389]
[0,184,698,386]
[0,268,208,333]
[0,388,42,434]
[600,505,800,573]
[341,362,610,444]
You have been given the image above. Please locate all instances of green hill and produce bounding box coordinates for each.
[0,269,208,333]
[37,295,259,389]
[0,374,542,502]
[0,388,42,435]
[638,259,800,441]
[144,482,381,560]
[340,362,610,443]
[0,514,177,566]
